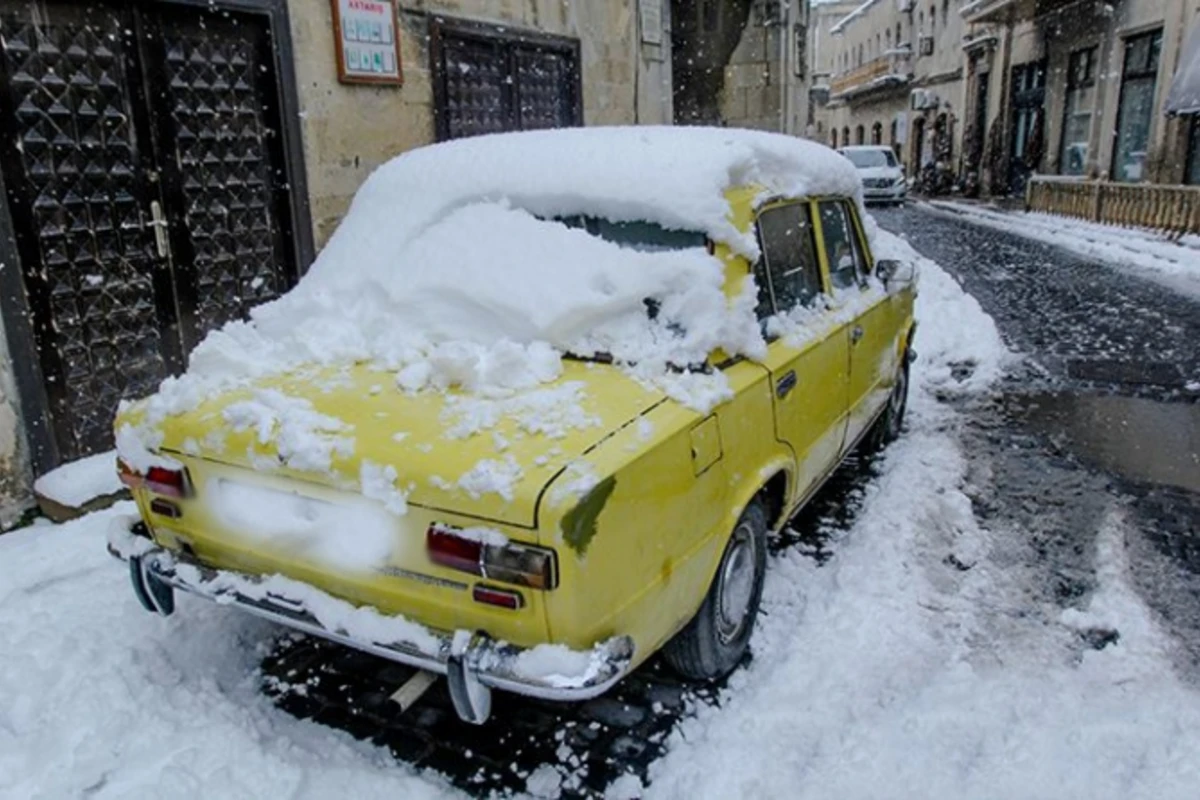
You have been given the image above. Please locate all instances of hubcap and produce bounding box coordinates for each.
[716,524,757,644]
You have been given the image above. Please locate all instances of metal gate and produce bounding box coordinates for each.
[430,17,581,141]
[0,0,301,467]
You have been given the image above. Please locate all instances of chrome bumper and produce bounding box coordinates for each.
[107,517,634,724]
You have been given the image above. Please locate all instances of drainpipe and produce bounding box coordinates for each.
[780,0,790,133]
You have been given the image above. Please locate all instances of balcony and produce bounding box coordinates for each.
[960,0,1075,24]
[830,51,912,101]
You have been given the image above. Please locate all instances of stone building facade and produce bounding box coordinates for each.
[811,0,1200,196]
[962,0,1200,195]
[0,0,674,523]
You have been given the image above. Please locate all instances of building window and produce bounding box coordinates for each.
[930,5,936,36]
[855,124,865,144]
[871,122,883,144]
[1059,47,1096,176]
[886,28,892,48]
[832,128,839,148]
[1187,117,1200,185]
[1112,29,1163,182]
[918,12,924,33]
[896,22,902,45]
[942,0,949,21]
[843,125,850,144]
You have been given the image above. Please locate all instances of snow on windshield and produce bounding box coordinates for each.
[842,149,896,169]
[117,127,862,472]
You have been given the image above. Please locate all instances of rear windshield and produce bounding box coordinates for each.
[841,149,897,169]
[555,215,707,252]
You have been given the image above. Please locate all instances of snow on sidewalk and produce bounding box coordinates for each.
[32,449,124,513]
[2,229,1199,799]
[925,199,1200,298]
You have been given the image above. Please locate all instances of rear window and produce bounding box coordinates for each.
[555,215,707,252]
[841,149,896,169]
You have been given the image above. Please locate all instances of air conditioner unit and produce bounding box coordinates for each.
[919,35,934,56]
[910,89,927,110]
[925,91,940,109]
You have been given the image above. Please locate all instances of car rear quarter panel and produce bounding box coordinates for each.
[538,360,794,665]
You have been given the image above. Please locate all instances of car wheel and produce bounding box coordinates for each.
[863,356,910,454]
[663,500,768,681]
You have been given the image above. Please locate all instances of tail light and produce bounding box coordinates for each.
[427,524,557,590]
[117,459,192,498]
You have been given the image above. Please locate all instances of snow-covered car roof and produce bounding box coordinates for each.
[315,126,860,273]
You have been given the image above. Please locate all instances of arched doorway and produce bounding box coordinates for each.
[871,122,883,144]
[831,128,838,148]
[855,124,865,144]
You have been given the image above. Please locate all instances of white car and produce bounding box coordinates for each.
[839,146,907,204]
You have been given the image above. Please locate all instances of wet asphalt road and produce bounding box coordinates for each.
[874,203,1200,676]
[262,204,1200,797]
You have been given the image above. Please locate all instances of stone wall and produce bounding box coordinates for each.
[289,0,670,250]
[721,0,807,133]
[0,319,28,527]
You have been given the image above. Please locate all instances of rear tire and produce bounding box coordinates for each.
[863,356,909,454]
[663,500,768,681]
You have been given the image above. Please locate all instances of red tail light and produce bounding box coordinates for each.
[426,524,557,590]
[117,459,192,498]
[427,527,483,573]
[472,584,524,610]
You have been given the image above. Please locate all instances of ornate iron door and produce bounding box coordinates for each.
[139,8,294,350]
[0,2,180,459]
[0,0,296,464]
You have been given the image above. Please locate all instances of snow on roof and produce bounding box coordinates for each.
[118,127,861,471]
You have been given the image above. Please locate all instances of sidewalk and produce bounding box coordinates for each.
[922,200,1200,299]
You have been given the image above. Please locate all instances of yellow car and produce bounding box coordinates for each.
[108,129,916,725]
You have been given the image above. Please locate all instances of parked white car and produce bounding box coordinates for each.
[839,146,907,204]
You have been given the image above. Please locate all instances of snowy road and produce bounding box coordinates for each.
[4,220,1200,799]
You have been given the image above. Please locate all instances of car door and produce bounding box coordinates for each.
[815,199,898,450]
[752,200,850,504]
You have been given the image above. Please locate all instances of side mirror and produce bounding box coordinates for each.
[876,259,915,289]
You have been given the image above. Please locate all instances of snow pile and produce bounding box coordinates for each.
[223,390,355,475]
[118,128,859,468]
[32,450,123,508]
[440,382,601,441]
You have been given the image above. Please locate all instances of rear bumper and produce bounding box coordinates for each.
[107,516,634,722]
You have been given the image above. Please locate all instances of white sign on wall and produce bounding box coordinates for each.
[333,0,403,85]
[895,113,908,145]
[640,0,663,45]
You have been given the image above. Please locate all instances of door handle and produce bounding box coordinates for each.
[149,201,171,259]
[775,370,797,398]
[851,325,864,345]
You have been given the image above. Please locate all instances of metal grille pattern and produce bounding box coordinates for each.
[161,24,283,338]
[434,21,579,141]
[442,38,509,139]
[1,13,167,456]
[515,49,571,130]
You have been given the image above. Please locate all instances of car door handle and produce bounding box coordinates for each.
[851,325,864,345]
[776,370,797,398]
